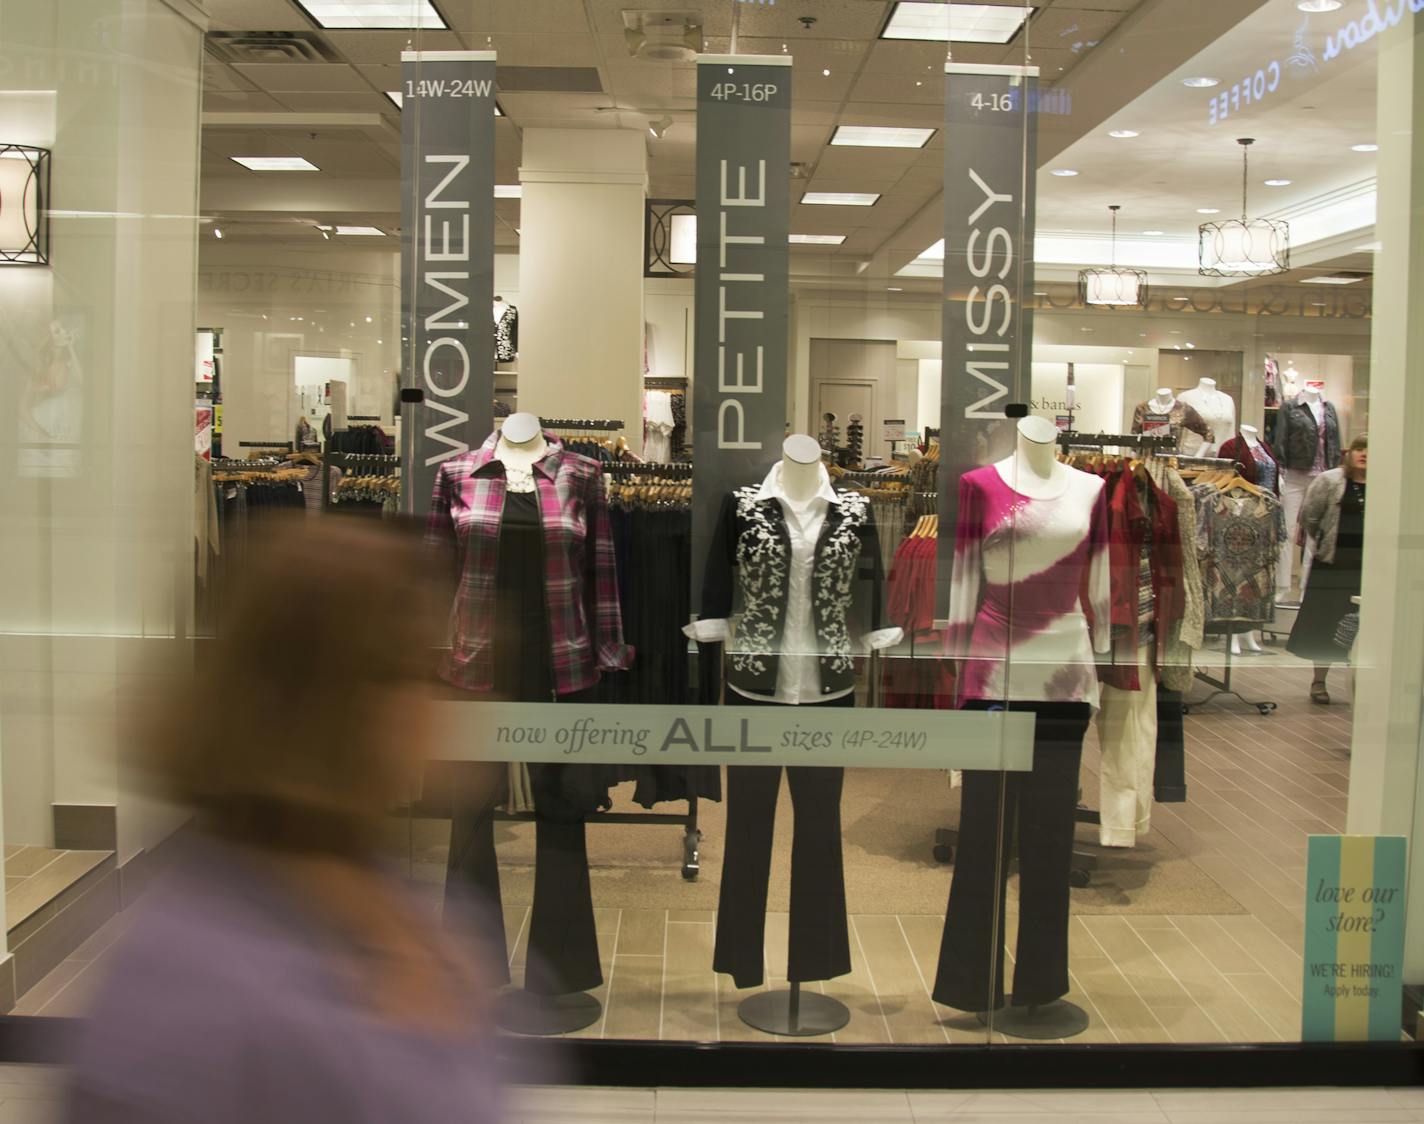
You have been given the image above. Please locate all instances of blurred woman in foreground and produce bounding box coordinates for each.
[65,520,507,1124]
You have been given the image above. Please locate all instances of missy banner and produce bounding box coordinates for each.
[399,50,496,517]
[432,700,1034,770]
[1301,834,1408,1041]
[938,63,1039,607]
[691,54,792,601]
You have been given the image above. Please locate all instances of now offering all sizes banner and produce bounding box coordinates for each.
[400,50,496,517]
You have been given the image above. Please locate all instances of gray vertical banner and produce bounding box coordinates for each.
[400,50,496,517]
[938,63,1038,607]
[692,54,792,604]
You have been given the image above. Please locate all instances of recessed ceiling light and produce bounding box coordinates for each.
[1185,342,1195,349]
[1301,275,1366,284]
[831,125,936,149]
[801,192,880,206]
[1141,230,1165,236]
[1311,301,1328,306]
[494,185,522,198]
[881,2,1035,44]
[213,227,223,239]
[1297,0,1342,12]
[1197,207,1221,214]
[1351,143,1378,152]
[789,234,847,245]
[335,226,385,236]
[1182,76,1219,88]
[1050,168,1078,177]
[887,286,904,292]
[1264,178,1292,186]
[1108,129,1139,139]
[292,0,446,29]
[231,156,318,172]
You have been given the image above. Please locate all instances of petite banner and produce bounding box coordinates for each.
[399,50,496,517]
[938,62,1039,607]
[1301,834,1408,1041]
[431,700,1033,771]
[691,54,792,601]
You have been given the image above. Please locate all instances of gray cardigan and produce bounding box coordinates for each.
[1299,467,1355,565]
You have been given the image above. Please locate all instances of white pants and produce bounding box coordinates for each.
[1096,644,1157,848]
[1278,468,1318,599]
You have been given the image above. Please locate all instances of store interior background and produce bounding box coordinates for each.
[1,0,1421,1041]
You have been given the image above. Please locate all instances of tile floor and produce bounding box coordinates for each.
[4,849,110,933]
[0,1069,1419,1124]
[9,659,1375,1050]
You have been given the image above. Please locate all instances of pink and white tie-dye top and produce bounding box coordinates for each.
[947,463,1112,708]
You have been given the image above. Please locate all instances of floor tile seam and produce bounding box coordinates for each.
[658,910,669,1043]
[508,906,531,972]
[892,915,952,1047]
[846,915,894,1045]
[1077,918,1198,1010]
[1063,967,1123,1044]
[1068,938,1172,1040]
[597,909,625,1039]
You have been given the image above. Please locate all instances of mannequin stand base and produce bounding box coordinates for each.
[497,988,602,1036]
[738,982,849,1037]
[976,998,1090,1040]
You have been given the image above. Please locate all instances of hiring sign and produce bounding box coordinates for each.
[691,53,791,600]
[399,50,496,517]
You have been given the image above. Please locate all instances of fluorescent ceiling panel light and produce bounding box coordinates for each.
[1301,275,1365,284]
[494,185,522,198]
[1351,143,1378,152]
[1141,230,1164,236]
[1298,0,1342,12]
[789,234,847,245]
[293,0,446,30]
[1264,178,1292,186]
[801,192,879,206]
[881,2,1033,43]
[831,126,935,149]
[1108,129,1139,139]
[1050,168,1078,177]
[231,156,318,172]
[1197,207,1221,214]
[335,225,385,236]
[1182,76,1219,88]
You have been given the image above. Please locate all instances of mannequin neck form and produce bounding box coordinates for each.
[1240,424,1261,448]
[496,412,547,470]
[1303,386,1323,401]
[1150,388,1176,410]
[996,416,1064,498]
[780,435,825,503]
[492,300,505,325]
[1196,378,1218,394]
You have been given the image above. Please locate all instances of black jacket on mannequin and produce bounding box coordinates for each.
[1273,397,1341,471]
[698,486,885,700]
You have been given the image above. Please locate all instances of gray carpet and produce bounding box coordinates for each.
[390,768,1244,917]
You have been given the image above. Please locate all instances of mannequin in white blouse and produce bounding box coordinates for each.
[780,433,823,502]
[996,415,1068,499]
[1178,378,1236,458]
[496,411,546,494]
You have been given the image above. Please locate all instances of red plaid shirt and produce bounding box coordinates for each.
[426,433,633,696]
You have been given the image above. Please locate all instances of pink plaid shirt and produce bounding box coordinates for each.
[426,433,633,696]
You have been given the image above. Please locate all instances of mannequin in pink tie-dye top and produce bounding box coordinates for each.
[945,443,1112,708]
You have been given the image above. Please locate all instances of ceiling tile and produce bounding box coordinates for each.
[204,0,311,32]
[272,90,392,113]
[321,30,464,65]
[230,63,373,93]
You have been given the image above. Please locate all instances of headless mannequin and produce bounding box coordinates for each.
[1179,378,1235,458]
[1302,384,1325,423]
[1282,363,1301,401]
[493,297,506,327]
[994,415,1066,499]
[1149,387,1176,414]
[780,433,823,501]
[496,411,546,490]
[1241,423,1261,449]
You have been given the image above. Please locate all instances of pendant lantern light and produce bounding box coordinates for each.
[0,144,51,266]
[1078,204,1147,308]
[1198,138,1290,276]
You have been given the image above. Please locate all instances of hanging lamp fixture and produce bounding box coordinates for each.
[1198,138,1290,276]
[1078,204,1147,308]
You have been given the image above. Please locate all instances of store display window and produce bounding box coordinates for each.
[0,0,1420,1090]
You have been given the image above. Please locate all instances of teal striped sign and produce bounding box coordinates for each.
[1301,835,1408,1041]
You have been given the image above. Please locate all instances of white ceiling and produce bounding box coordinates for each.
[197,0,1381,299]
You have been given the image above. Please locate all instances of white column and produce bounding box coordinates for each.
[517,129,647,450]
[1347,12,1424,986]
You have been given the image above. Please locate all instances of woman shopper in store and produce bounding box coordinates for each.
[64,519,522,1124]
[1287,433,1368,705]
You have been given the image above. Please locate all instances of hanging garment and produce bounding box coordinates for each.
[669,392,688,459]
[1217,435,1281,493]
[946,464,1111,707]
[713,694,853,989]
[691,462,896,703]
[642,390,675,462]
[1273,396,1341,472]
[1288,472,1365,663]
[882,533,955,710]
[1278,467,1317,597]
[495,303,519,363]
[1177,388,1236,454]
[1147,461,1205,693]
[426,432,633,696]
[1097,642,1158,847]
[1192,484,1283,628]
[1154,688,1187,802]
[933,700,1092,1012]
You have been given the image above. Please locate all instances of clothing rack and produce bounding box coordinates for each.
[604,461,692,478]
[1056,432,1176,452]
[540,418,624,432]
[1185,632,1278,716]
[497,803,702,881]
[238,440,295,452]
[322,451,400,511]
[643,376,687,391]
[1162,453,1234,469]
[347,414,382,423]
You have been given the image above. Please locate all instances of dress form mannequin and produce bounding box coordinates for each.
[1281,362,1301,401]
[492,296,505,326]
[1241,423,1261,448]
[780,433,824,502]
[1178,378,1235,458]
[496,412,546,491]
[994,415,1066,499]
[1149,387,1176,413]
